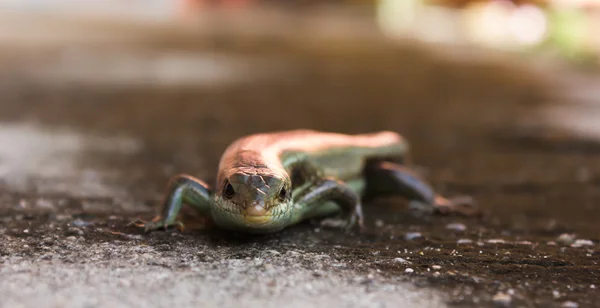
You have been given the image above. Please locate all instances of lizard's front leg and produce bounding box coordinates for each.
[144,174,214,232]
[285,157,363,231]
[291,178,364,231]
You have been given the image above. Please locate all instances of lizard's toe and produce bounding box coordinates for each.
[344,203,364,233]
[135,216,185,233]
[434,195,479,216]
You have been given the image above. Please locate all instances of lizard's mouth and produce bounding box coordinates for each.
[212,199,291,233]
[245,204,269,217]
[214,201,275,221]
[212,206,282,233]
[242,214,272,224]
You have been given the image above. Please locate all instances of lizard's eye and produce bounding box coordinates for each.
[278,187,288,201]
[223,181,235,199]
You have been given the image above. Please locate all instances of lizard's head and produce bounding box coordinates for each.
[211,168,294,234]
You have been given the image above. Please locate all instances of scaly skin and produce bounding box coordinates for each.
[142,130,477,234]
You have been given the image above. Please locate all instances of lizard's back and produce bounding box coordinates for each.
[219,130,408,181]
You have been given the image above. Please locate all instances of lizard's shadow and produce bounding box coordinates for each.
[198,220,320,246]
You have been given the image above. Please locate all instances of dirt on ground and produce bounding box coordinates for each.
[0,27,598,308]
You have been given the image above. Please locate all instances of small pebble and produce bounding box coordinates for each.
[404,268,414,273]
[492,292,512,307]
[39,254,53,260]
[457,239,473,244]
[591,284,596,289]
[70,219,93,228]
[320,218,346,229]
[557,233,577,245]
[35,199,55,210]
[67,227,84,236]
[55,214,73,221]
[392,258,411,264]
[571,239,594,248]
[431,265,441,270]
[375,220,385,228]
[445,223,466,232]
[486,239,506,244]
[561,301,579,308]
[17,200,28,209]
[552,290,561,299]
[405,232,422,241]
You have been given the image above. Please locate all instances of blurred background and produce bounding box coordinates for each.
[1,0,599,61]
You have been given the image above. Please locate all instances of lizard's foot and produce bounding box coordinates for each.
[409,195,479,217]
[131,216,185,233]
[319,205,364,233]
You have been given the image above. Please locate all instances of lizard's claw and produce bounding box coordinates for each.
[320,204,364,233]
[127,219,147,228]
[133,216,185,233]
[409,195,479,216]
[434,195,479,216]
[408,195,479,217]
[345,202,365,233]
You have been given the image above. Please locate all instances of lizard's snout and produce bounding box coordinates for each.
[243,202,272,225]
[245,203,268,217]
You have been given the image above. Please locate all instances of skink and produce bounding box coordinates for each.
[143,130,476,234]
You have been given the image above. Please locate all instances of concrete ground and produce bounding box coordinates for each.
[0,8,599,308]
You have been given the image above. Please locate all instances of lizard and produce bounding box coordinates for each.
[142,130,476,234]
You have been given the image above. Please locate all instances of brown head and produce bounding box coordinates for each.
[211,150,293,233]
